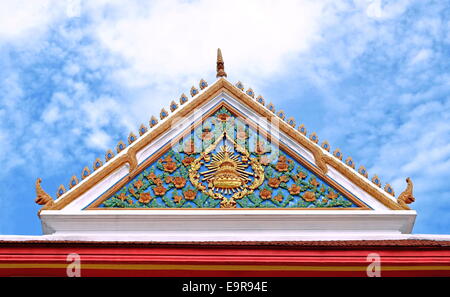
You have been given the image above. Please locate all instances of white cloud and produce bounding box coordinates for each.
[0,0,63,41]
[85,129,112,150]
[41,104,61,124]
[87,0,326,85]
[366,0,412,20]
[409,48,433,65]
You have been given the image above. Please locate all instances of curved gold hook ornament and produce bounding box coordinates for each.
[35,178,54,215]
[397,177,415,209]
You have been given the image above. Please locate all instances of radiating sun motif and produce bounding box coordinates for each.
[200,146,252,194]
[189,131,265,208]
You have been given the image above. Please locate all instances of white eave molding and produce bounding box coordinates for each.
[37,209,417,240]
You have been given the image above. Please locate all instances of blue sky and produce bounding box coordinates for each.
[0,0,449,235]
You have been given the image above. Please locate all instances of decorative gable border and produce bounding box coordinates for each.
[46,78,408,212]
[37,78,416,238]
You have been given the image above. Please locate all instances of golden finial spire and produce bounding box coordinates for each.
[216,48,227,78]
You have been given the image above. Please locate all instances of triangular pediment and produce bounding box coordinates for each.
[44,78,407,212]
[88,103,367,209]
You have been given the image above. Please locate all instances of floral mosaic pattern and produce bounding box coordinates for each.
[99,107,360,208]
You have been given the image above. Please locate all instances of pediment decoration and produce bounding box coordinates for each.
[34,50,416,238]
[89,106,367,209]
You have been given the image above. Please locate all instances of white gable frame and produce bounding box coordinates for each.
[39,79,416,239]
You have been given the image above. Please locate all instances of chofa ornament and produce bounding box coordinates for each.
[397,177,415,207]
[188,131,264,208]
[35,178,54,214]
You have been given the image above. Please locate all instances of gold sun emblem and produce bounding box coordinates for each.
[188,132,265,208]
[200,146,252,195]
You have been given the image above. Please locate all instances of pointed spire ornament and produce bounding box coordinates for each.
[170,100,178,112]
[81,166,91,180]
[216,48,227,78]
[358,165,368,178]
[93,158,103,171]
[69,175,79,189]
[56,184,66,197]
[116,140,126,153]
[321,141,330,152]
[105,149,115,162]
[128,132,137,144]
[139,124,148,136]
